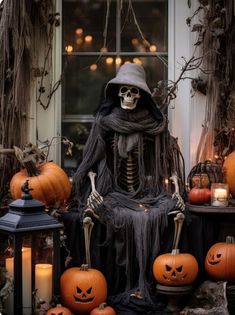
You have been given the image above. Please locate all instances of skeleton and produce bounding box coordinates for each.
[86,87,185,213]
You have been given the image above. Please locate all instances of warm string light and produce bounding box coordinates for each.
[84,35,93,43]
[90,64,97,71]
[106,57,114,65]
[65,45,73,53]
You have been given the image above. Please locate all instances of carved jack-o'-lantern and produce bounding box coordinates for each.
[205,236,235,281]
[153,249,199,286]
[46,304,72,315]
[60,264,107,314]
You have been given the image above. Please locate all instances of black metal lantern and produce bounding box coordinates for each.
[0,181,63,315]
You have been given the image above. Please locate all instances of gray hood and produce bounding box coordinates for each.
[105,63,151,97]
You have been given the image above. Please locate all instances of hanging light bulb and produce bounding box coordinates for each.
[90,64,97,71]
[149,45,157,52]
[131,38,139,46]
[106,57,114,65]
[85,35,93,43]
[133,58,142,65]
[76,38,83,45]
[100,47,108,52]
[75,28,83,36]
[65,45,73,53]
[115,57,122,65]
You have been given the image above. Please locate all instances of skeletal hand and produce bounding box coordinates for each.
[87,191,103,210]
[172,192,185,211]
[86,171,103,211]
[170,172,185,212]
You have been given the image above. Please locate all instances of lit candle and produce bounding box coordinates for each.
[164,178,169,192]
[35,264,52,309]
[5,257,13,315]
[211,183,229,207]
[5,247,32,315]
[22,247,32,315]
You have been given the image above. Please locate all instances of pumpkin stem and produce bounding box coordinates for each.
[171,249,180,255]
[99,303,107,310]
[23,158,40,176]
[226,236,235,243]
[80,264,89,271]
[13,146,40,176]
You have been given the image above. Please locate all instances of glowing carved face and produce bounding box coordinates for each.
[153,253,199,286]
[207,251,222,265]
[118,85,140,110]
[163,264,187,282]
[74,286,94,304]
[60,266,107,314]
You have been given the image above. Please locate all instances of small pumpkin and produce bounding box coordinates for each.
[223,151,235,197]
[188,186,211,205]
[205,236,235,281]
[60,264,107,314]
[46,304,72,315]
[153,249,198,286]
[10,161,71,206]
[90,303,116,315]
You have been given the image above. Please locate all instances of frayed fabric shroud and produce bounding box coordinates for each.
[61,86,184,307]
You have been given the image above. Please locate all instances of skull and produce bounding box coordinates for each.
[118,85,141,110]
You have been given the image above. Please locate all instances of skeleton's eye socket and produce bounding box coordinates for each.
[130,87,139,94]
[120,86,128,93]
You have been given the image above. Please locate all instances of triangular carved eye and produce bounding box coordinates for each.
[216,253,221,258]
[166,265,172,271]
[176,265,183,272]
[86,287,92,294]
[77,286,82,293]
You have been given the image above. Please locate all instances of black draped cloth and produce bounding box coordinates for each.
[61,94,185,311]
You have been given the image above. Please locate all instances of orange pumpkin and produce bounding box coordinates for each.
[153,249,199,286]
[60,264,107,314]
[188,186,211,205]
[223,151,235,197]
[90,303,116,315]
[205,236,235,281]
[10,162,71,206]
[46,304,72,315]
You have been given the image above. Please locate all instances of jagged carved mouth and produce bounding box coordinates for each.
[73,296,95,303]
[207,260,220,265]
[163,273,187,281]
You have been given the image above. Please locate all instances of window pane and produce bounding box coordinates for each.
[62,56,116,115]
[62,122,92,172]
[121,0,168,52]
[62,0,116,53]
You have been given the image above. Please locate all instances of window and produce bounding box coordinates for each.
[61,0,168,175]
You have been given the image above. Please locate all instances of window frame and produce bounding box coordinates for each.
[50,0,194,174]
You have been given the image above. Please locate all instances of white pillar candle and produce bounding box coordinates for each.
[5,247,32,315]
[5,257,13,315]
[22,247,32,315]
[35,264,52,309]
[212,187,228,207]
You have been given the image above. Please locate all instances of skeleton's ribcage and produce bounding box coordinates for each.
[106,134,142,193]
